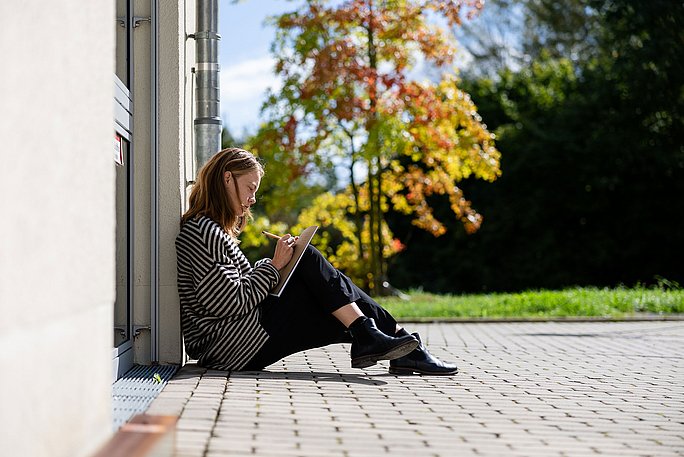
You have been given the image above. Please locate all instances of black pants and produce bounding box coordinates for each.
[242,245,398,370]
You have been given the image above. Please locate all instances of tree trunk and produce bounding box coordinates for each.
[375,156,386,293]
[366,0,384,295]
[347,137,366,289]
[367,156,378,294]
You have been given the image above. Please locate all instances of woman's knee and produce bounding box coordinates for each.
[298,244,327,272]
[302,244,323,261]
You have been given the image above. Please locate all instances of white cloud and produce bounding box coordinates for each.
[221,56,281,102]
[220,56,282,134]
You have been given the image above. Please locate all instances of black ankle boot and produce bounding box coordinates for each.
[349,317,419,369]
[389,332,458,375]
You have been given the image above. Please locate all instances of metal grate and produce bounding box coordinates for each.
[112,364,178,430]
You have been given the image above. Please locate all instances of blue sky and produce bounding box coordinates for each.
[219,1,293,137]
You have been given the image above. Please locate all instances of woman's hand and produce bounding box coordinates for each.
[271,234,296,270]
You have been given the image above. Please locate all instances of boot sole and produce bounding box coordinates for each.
[388,366,459,376]
[351,339,419,369]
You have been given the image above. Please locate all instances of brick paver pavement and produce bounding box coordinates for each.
[146,321,684,456]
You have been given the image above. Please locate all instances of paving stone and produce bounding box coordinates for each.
[146,321,684,456]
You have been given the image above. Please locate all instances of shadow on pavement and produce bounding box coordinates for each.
[231,370,388,386]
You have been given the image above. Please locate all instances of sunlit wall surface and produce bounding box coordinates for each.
[0,2,115,456]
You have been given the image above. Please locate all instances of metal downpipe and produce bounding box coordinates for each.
[194,0,222,171]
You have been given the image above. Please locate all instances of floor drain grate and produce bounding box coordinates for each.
[112,364,178,430]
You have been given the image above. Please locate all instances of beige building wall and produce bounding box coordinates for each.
[156,0,196,364]
[115,0,193,366]
[0,2,115,457]
[0,0,195,453]
[132,0,154,365]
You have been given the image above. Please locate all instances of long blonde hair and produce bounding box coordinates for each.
[181,147,264,237]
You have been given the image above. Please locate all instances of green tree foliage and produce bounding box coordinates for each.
[248,0,501,293]
[389,0,684,292]
[522,0,599,62]
[455,0,599,78]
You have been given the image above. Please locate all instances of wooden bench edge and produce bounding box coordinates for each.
[91,414,178,457]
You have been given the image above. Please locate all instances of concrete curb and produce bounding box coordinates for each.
[396,314,684,323]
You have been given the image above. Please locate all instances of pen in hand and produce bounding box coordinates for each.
[263,231,299,246]
[262,230,282,240]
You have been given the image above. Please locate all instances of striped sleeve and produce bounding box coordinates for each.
[255,258,274,268]
[193,220,280,319]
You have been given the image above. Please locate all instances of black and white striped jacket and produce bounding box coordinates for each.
[175,216,280,370]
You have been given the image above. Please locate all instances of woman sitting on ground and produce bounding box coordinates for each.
[175,147,457,375]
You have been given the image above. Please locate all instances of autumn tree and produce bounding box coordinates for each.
[249,0,501,293]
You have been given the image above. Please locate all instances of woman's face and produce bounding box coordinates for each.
[225,169,261,216]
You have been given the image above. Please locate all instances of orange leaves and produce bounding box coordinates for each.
[269,0,473,120]
[391,238,406,253]
[390,165,447,236]
[397,77,502,186]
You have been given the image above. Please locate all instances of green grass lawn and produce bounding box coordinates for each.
[376,286,684,320]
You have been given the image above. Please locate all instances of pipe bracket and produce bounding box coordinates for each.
[133,325,151,338]
[195,62,220,72]
[193,31,222,40]
[115,16,151,28]
[133,16,151,28]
